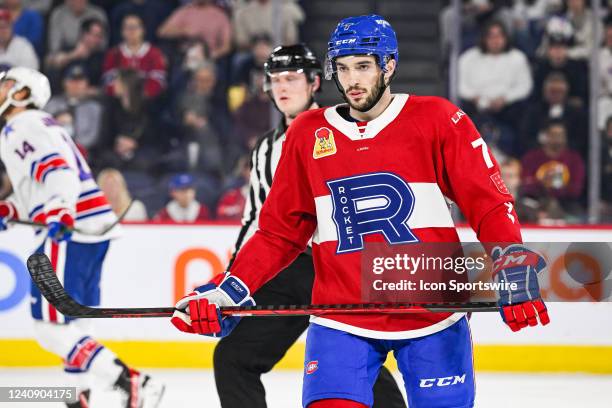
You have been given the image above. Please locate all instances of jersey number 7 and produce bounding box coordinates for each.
[471,137,494,169]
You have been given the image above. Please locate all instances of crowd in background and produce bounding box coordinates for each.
[442,0,612,224]
[0,0,609,225]
[0,0,305,222]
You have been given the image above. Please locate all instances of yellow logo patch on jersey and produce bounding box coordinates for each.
[313,127,337,159]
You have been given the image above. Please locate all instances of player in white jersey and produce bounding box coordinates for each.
[0,67,163,408]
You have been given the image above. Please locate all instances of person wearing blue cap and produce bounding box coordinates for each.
[153,173,210,222]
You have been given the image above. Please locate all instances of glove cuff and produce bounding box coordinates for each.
[219,275,254,306]
[0,201,18,220]
[45,208,75,225]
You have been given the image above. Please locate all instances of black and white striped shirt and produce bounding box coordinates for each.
[230,120,287,262]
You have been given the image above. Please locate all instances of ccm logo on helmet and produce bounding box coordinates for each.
[419,375,466,388]
[334,39,356,45]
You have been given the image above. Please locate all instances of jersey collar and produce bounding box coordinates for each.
[323,93,409,141]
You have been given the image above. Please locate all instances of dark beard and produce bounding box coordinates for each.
[343,74,386,113]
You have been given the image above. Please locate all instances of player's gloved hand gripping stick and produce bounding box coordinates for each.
[3,199,134,237]
[0,200,74,242]
[491,244,550,332]
[171,273,255,337]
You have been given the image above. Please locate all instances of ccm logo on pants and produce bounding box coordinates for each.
[419,375,466,388]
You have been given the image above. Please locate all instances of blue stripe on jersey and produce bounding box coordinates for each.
[40,166,71,183]
[79,188,101,198]
[28,204,44,219]
[75,208,113,221]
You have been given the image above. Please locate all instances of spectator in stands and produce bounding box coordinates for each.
[532,31,588,109]
[47,0,107,54]
[103,13,167,99]
[22,0,52,15]
[109,0,174,45]
[229,34,272,110]
[97,168,148,221]
[157,0,231,60]
[45,18,107,89]
[601,19,612,97]
[500,157,539,223]
[521,72,588,155]
[601,116,612,221]
[216,155,249,220]
[563,0,601,60]
[177,63,222,175]
[233,0,304,51]
[154,173,210,222]
[3,0,43,55]
[166,39,213,106]
[45,64,104,152]
[232,67,270,151]
[98,68,156,172]
[521,119,585,217]
[0,8,38,69]
[459,20,532,130]
[598,18,612,131]
[182,40,211,73]
[511,0,564,58]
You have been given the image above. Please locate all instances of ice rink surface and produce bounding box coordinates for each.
[0,368,611,407]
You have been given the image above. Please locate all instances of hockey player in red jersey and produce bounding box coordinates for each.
[172,15,550,408]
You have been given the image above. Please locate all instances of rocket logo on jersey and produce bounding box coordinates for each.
[327,172,419,253]
[313,127,337,159]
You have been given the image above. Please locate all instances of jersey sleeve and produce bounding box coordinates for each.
[229,121,317,292]
[435,99,522,244]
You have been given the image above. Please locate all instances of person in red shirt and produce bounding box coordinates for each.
[521,119,586,216]
[154,173,210,222]
[102,13,166,98]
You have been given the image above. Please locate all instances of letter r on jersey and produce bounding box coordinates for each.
[326,172,418,253]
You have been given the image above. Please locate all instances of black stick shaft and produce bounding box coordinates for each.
[26,253,499,319]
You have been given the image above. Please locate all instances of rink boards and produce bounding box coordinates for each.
[0,223,611,373]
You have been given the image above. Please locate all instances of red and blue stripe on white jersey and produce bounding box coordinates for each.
[30,153,70,183]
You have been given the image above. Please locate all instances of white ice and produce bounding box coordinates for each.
[0,368,611,407]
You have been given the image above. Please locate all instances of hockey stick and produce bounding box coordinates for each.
[27,253,499,319]
[9,200,133,237]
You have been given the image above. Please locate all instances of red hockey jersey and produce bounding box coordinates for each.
[230,94,522,339]
[102,43,167,98]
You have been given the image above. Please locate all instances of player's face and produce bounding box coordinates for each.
[270,71,315,119]
[335,55,387,112]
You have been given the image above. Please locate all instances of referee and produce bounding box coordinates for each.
[213,44,406,408]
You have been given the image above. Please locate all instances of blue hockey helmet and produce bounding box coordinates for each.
[325,14,398,80]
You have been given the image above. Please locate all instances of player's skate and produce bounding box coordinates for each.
[113,360,164,408]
